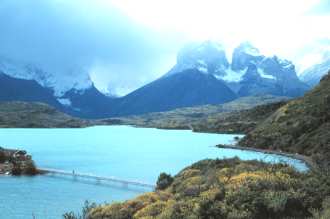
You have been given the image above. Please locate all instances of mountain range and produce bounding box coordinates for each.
[0,41,314,118]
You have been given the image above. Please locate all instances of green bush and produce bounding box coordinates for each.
[76,159,330,219]
[156,173,174,190]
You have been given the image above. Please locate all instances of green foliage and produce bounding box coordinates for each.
[63,212,77,219]
[240,71,330,169]
[85,158,330,219]
[312,197,330,219]
[156,173,174,190]
[63,201,97,219]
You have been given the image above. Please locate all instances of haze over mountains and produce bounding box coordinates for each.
[0,41,324,118]
[300,51,330,86]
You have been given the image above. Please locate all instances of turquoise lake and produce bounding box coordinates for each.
[0,126,308,219]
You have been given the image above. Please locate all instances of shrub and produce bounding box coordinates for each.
[156,173,174,190]
[63,201,97,219]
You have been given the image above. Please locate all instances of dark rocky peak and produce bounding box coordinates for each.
[168,41,229,76]
[242,64,261,82]
[259,56,297,81]
[231,42,264,71]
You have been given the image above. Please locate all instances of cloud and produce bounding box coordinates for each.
[0,0,179,95]
[307,0,330,15]
[0,0,329,95]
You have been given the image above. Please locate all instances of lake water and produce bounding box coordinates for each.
[0,126,308,219]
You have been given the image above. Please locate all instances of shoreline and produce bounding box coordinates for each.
[216,144,317,171]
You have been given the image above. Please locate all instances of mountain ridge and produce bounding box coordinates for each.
[0,41,311,118]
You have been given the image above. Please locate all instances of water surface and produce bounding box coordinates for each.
[0,126,307,218]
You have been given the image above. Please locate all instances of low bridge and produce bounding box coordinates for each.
[39,168,155,189]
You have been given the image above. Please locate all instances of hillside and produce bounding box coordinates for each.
[240,71,330,167]
[0,102,88,128]
[193,101,287,134]
[104,95,289,131]
[85,158,330,219]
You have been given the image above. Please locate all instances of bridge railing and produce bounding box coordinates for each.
[38,168,155,189]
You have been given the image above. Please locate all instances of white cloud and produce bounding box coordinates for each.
[1,0,329,95]
[111,0,330,64]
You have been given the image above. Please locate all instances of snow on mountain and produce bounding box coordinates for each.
[167,41,229,77]
[257,68,276,80]
[57,98,72,106]
[258,56,297,81]
[0,57,93,97]
[217,68,246,82]
[167,41,296,83]
[0,56,55,88]
[231,42,264,71]
[300,52,330,87]
[166,41,308,97]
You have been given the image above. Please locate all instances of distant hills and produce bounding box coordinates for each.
[110,95,289,131]
[0,41,314,118]
[0,102,87,128]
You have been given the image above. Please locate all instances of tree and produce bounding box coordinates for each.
[156,172,174,190]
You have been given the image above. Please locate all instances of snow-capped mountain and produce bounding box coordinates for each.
[300,52,330,87]
[0,56,116,118]
[0,41,313,118]
[167,41,229,77]
[168,41,309,97]
[231,42,264,71]
[0,57,93,97]
[0,73,63,109]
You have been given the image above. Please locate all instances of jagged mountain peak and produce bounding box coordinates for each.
[235,42,261,56]
[168,40,229,77]
[259,56,296,80]
[231,42,264,71]
[164,40,307,98]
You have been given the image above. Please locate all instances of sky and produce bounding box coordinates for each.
[0,0,329,96]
